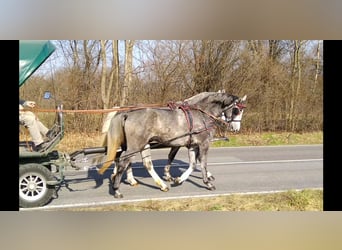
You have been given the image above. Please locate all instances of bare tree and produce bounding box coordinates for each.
[313,40,321,94]
[289,40,307,131]
[100,40,120,109]
[191,40,237,93]
[21,40,322,134]
[121,40,135,106]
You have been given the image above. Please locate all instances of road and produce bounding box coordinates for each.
[20,144,323,211]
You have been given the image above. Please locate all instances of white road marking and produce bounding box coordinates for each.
[20,187,322,211]
[75,158,323,173]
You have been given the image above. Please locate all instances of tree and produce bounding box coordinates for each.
[121,40,135,106]
[100,40,120,109]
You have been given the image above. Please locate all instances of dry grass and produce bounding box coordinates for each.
[52,131,323,153]
[211,131,323,147]
[61,189,323,211]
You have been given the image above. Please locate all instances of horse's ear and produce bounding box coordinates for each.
[240,95,247,102]
[223,95,236,106]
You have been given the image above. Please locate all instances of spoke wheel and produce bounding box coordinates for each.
[19,164,55,208]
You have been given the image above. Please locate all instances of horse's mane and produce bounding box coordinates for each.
[184,92,216,104]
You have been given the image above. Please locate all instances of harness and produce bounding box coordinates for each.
[113,100,245,163]
[223,102,246,123]
[167,101,225,146]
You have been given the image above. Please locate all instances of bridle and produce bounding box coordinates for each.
[222,101,246,124]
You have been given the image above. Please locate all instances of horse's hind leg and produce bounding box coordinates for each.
[111,161,128,198]
[163,146,180,181]
[141,144,169,192]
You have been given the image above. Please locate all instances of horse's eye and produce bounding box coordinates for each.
[232,108,239,116]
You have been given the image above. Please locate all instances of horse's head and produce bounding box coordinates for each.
[222,95,247,132]
[184,91,246,132]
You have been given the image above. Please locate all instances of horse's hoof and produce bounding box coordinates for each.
[174,177,182,185]
[208,176,215,181]
[163,175,173,182]
[114,192,123,198]
[126,179,139,186]
[208,185,216,191]
[161,186,169,192]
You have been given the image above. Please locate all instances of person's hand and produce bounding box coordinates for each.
[23,101,36,108]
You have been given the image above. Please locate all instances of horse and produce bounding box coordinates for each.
[97,91,247,198]
[100,91,246,185]
[161,92,246,183]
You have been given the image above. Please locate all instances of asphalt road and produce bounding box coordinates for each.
[21,144,323,211]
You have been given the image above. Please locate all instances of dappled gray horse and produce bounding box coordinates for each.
[100,91,246,185]
[161,92,246,183]
[98,91,246,198]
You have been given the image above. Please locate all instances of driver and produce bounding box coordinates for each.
[19,99,53,151]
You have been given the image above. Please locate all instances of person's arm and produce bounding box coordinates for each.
[20,99,36,108]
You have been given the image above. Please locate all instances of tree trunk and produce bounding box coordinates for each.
[121,40,135,106]
[100,40,109,109]
[289,40,304,131]
[313,41,321,94]
[112,40,120,106]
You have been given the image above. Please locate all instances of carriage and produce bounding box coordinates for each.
[19,41,110,208]
[19,40,246,208]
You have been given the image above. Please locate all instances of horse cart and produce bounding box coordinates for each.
[19,41,246,208]
[19,41,110,208]
[19,40,169,208]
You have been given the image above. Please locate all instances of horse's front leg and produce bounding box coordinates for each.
[198,143,216,191]
[194,145,214,181]
[196,155,215,181]
[163,146,180,182]
[141,144,169,192]
[174,146,197,185]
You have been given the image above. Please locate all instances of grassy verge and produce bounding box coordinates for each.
[53,131,323,153]
[211,131,323,147]
[62,189,323,211]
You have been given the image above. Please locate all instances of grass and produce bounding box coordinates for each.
[61,189,323,211]
[51,130,323,153]
[211,131,323,147]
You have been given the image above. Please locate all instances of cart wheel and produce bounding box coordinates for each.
[19,164,55,208]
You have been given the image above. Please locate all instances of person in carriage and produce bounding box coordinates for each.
[19,99,54,151]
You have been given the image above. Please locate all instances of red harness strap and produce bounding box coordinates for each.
[167,102,217,145]
[178,104,193,132]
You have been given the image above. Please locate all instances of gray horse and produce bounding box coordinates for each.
[100,91,246,185]
[98,91,246,198]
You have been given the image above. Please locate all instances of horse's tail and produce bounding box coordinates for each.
[100,110,118,147]
[97,112,124,175]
